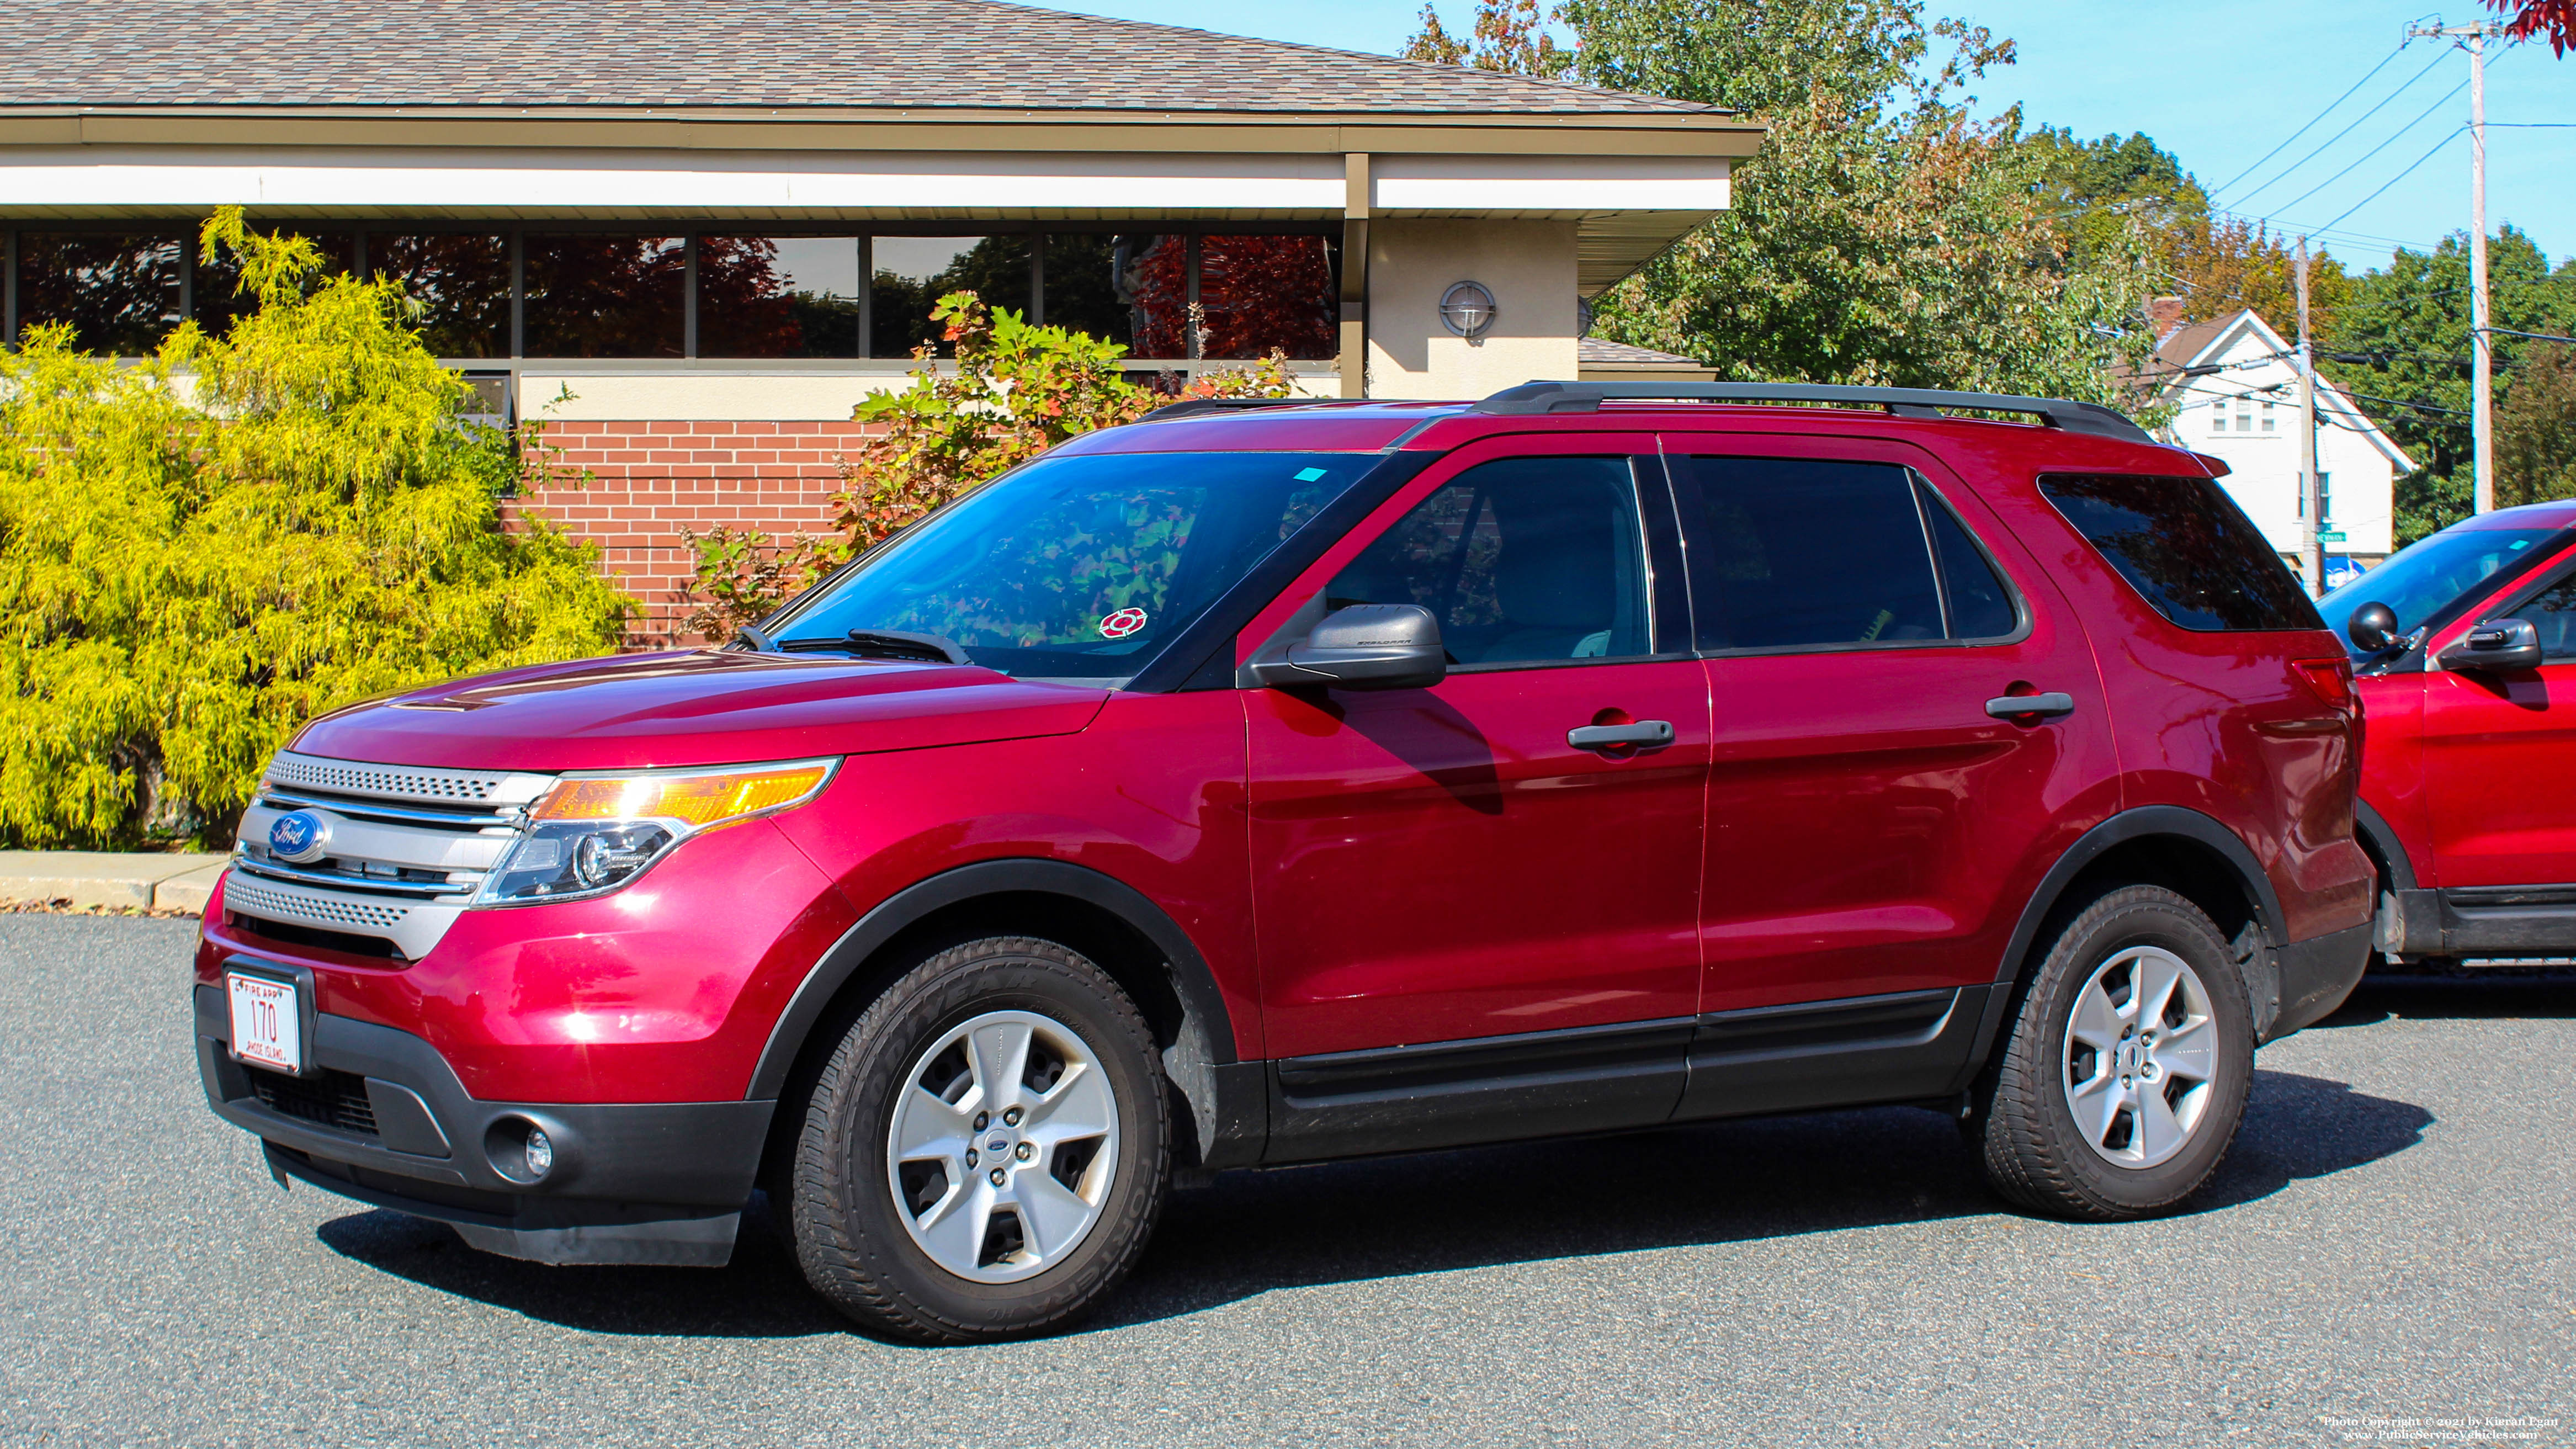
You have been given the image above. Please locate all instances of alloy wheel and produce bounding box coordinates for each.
[2061,945,2220,1170]
[884,1010,1121,1282]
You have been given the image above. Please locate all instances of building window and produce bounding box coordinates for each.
[522,233,685,359]
[2319,471,2332,524]
[2210,401,2227,433]
[2260,400,2277,432]
[869,235,1031,358]
[13,233,183,354]
[4,222,1337,366]
[369,235,511,358]
[1198,234,1340,361]
[1043,233,1185,359]
[698,236,861,358]
[195,232,356,339]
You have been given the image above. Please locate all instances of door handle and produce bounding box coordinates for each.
[1568,720,1675,750]
[1984,692,2076,720]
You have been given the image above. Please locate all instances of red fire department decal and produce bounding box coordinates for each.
[1098,607,1149,639]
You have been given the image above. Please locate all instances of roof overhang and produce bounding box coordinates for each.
[0,105,1758,296]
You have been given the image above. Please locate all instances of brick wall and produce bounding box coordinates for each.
[502,419,878,645]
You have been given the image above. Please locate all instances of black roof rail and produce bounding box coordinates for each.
[1139,397,1324,423]
[1473,380,2155,445]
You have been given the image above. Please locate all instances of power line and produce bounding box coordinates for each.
[2208,40,2413,199]
[2228,46,2453,207]
[2270,85,2466,217]
[2316,126,2467,236]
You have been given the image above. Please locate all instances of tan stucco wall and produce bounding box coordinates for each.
[1366,219,1579,401]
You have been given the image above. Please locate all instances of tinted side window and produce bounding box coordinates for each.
[1920,484,2020,639]
[2514,572,2576,660]
[1684,458,1943,650]
[1328,457,1650,666]
[2038,473,2323,631]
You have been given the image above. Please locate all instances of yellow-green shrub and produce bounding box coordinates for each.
[0,208,629,847]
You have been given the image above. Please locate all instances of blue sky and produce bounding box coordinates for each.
[1038,0,2573,273]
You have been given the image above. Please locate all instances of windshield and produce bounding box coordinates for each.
[766,450,1373,681]
[2319,524,2564,661]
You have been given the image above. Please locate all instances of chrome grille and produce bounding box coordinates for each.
[262,751,552,807]
[227,751,555,959]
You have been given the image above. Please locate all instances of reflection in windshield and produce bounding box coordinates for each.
[766,452,1369,682]
[2319,526,2562,660]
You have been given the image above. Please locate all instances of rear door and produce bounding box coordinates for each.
[1663,436,2120,1064]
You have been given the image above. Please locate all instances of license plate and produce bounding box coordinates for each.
[227,970,304,1074]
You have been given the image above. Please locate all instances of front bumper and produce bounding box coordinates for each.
[194,984,773,1266]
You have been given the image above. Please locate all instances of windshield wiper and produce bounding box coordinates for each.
[773,629,972,665]
[730,623,778,652]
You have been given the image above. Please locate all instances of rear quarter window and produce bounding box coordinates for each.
[2038,473,2324,632]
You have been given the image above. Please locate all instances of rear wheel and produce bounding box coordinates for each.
[787,936,1170,1342]
[1970,885,2254,1219]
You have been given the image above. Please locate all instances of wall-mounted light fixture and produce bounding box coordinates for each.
[1440,280,1497,342]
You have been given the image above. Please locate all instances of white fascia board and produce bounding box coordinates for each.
[0,146,1347,214]
[1372,153,1729,214]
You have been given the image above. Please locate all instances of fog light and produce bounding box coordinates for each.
[524,1127,555,1179]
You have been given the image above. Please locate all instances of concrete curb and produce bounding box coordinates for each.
[0,851,230,913]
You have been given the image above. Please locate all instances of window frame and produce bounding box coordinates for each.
[1661,440,2032,660]
[1225,435,1696,688]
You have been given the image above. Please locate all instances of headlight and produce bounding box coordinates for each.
[479,759,836,905]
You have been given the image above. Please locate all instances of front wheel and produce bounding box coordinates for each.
[787,936,1170,1343]
[1969,885,2255,1220]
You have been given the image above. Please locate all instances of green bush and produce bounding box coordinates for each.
[0,208,630,848]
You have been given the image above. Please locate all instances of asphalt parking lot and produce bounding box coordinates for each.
[4,914,2569,1448]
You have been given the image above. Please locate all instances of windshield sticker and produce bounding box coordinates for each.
[1098,607,1149,639]
[1294,467,1329,481]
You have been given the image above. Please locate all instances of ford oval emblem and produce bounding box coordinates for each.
[267,810,330,864]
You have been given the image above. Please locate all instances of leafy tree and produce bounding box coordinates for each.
[2488,0,2575,54]
[2497,342,2576,506]
[0,207,628,847]
[2025,127,2355,339]
[1404,0,1573,75]
[1538,0,2159,404]
[2319,226,2576,539]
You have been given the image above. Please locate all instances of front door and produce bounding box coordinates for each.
[1663,437,2120,1047]
[2423,561,2576,889]
[1242,438,1711,1159]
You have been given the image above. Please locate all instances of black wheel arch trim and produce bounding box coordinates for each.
[745,858,1258,1163]
[1966,806,2292,1068]
[2353,798,2418,893]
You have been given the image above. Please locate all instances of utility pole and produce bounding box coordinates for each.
[2409,19,2498,512]
[2297,238,2324,596]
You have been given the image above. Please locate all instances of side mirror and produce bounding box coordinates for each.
[2439,617,2543,673]
[2347,601,2401,654]
[1249,604,1447,691]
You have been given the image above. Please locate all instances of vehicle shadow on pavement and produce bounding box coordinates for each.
[315,1203,848,1340]
[1095,1068,2430,1330]
[2316,974,2576,1028]
[312,1068,2429,1341]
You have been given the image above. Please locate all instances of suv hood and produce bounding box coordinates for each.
[288,650,1111,772]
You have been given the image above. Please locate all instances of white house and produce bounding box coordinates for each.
[2152,309,2418,588]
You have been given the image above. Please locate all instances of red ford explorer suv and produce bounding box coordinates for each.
[196,381,2373,1342]
[2319,500,2576,968]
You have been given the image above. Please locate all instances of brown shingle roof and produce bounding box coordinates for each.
[0,0,1719,114]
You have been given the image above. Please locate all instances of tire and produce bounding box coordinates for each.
[786,936,1170,1343]
[1968,884,2255,1220]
